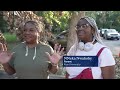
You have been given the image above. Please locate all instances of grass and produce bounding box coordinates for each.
[3,33,18,43]
[2,33,20,50]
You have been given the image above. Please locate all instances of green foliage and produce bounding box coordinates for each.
[37,11,71,33]
[0,13,8,33]
[37,11,120,33]
[3,33,17,43]
[86,11,120,32]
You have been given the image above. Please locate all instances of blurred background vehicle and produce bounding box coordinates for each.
[100,29,109,37]
[50,30,68,52]
[103,29,120,40]
[98,29,101,34]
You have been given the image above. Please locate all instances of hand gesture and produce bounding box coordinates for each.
[46,44,64,64]
[0,43,14,64]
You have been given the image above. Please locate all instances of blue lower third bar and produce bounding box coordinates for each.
[63,56,98,67]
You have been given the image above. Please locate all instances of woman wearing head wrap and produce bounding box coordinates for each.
[65,17,115,79]
[0,20,64,79]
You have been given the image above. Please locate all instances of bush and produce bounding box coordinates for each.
[3,33,17,43]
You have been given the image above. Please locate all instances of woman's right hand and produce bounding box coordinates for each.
[0,51,14,64]
[0,43,14,64]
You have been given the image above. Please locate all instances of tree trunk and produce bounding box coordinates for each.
[66,11,85,53]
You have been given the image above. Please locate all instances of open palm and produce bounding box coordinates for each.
[46,44,64,64]
[0,51,14,64]
[0,43,14,64]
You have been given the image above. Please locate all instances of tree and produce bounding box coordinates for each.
[66,11,85,52]
[2,11,44,41]
[37,11,71,34]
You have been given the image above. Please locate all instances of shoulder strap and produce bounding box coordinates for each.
[66,47,107,79]
[97,47,106,57]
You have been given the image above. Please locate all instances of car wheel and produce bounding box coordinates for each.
[105,36,107,40]
[106,37,109,40]
[117,38,119,40]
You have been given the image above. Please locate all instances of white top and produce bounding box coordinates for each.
[65,42,115,79]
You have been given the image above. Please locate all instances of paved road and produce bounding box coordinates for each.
[101,37,120,56]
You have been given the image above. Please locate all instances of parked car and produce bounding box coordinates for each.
[100,29,109,37]
[98,29,100,34]
[48,31,68,50]
[103,29,120,40]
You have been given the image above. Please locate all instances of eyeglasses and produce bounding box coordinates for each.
[75,24,90,30]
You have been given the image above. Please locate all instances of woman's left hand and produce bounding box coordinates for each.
[46,44,64,64]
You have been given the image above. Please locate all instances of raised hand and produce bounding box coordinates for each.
[0,43,14,64]
[46,44,64,64]
[0,51,14,64]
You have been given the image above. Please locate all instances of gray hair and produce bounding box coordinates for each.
[70,17,104,55]
[83,17,103,44]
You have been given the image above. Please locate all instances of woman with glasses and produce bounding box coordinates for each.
[65,17,115,79]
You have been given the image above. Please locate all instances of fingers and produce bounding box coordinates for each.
[54,43,58,52]
[3,44,7,51]
[59,47,64,55]
[0,43,4,51]
[0,43,7,51]
[53,43,65,55]
[57,45,61,53]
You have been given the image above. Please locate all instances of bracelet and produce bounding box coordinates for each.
[51,63,58,66]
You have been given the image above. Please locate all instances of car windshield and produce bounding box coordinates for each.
[102,29,108,32]
[108,29,117,33]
